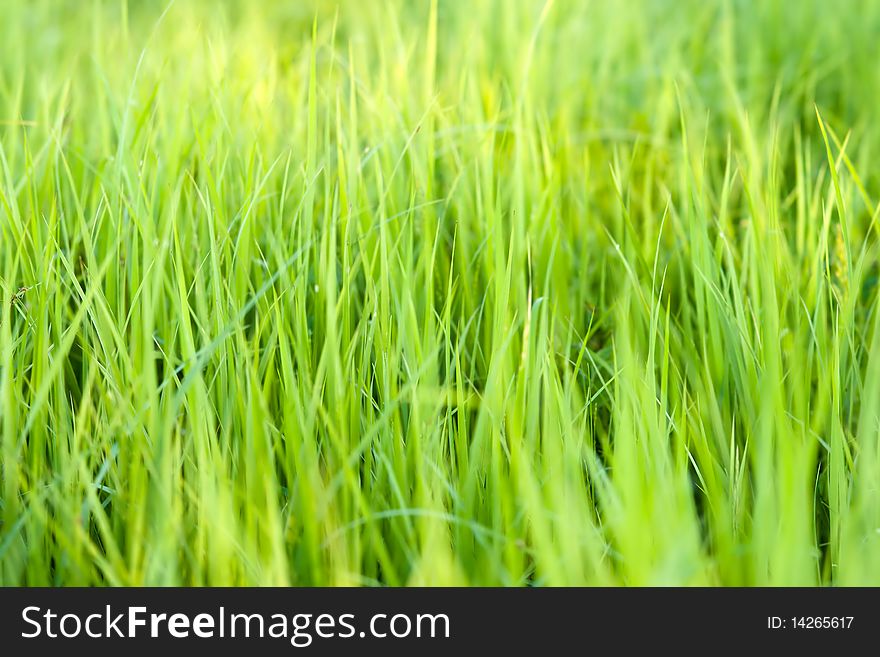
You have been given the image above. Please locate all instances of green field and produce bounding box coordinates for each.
[2,0,880,586]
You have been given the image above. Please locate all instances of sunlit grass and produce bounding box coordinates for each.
[2,0,880,585]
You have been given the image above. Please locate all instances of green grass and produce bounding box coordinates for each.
[2,0,880,586]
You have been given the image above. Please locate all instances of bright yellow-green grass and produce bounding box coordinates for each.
[2,0,880,586]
